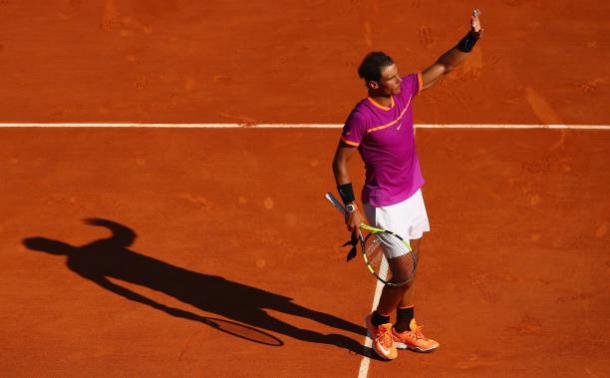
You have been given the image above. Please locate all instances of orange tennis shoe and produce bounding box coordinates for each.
[391,319,440,352]
[365,314,398,360]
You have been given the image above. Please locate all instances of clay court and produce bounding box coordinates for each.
[1,1,609,377]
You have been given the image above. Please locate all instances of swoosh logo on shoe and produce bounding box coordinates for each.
[375,339,391,357]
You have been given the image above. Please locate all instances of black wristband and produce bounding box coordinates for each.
[337,183,355,205]
[456,31,480,53]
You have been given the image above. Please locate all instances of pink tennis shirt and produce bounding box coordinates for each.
[341,73,424,207]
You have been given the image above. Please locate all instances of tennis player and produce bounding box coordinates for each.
[332,11,483,360]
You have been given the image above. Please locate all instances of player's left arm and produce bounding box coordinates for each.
[420,10,483,91]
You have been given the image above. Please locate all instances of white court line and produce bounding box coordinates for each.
[0,122,609,129]
[358,257,388,378]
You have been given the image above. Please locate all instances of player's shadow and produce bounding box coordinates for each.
[22,218,377,357]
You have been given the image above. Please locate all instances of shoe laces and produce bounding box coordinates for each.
[410,324,426,340]
[376,325,394,347]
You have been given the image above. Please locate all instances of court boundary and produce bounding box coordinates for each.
[0,123,610,129]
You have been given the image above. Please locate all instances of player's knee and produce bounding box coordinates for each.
[391,272,414,285]
[389,265,415,284]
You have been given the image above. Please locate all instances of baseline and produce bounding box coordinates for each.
[0,123,609,130]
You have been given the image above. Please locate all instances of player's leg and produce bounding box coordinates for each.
[390,238,439,352]
[364,251,412,360]
[361,224,405,359]
[362,195,421,360]
[395,237,421,327]
[362,200,414,318]
[361,204,407,318]
[376,253,415,314]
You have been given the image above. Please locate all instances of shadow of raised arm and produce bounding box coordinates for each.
[83,218,136,247]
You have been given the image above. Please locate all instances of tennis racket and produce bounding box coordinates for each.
[325,192,417,287]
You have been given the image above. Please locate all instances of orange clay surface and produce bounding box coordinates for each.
[1,1,610,377]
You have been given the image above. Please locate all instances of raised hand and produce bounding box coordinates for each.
[471,9,483,35]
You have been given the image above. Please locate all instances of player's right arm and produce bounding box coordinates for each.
[332,140,364,240]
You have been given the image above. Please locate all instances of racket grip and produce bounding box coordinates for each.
[324,192,346,215]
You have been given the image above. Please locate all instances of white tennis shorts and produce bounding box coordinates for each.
[363,189,430,259]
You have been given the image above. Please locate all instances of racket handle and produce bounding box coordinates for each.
[324,192,346,215]
[326,191,366,243]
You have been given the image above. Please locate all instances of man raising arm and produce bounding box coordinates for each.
[332,10,483,361]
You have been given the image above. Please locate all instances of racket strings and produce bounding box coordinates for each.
[364,231,418,286]
[363,235,385,269]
